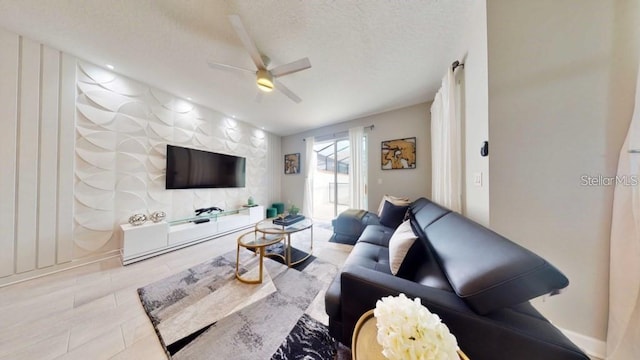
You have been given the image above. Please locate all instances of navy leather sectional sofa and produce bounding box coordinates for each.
[325,197,588,360]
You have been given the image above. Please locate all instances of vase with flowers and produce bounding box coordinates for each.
[374,293,465,360]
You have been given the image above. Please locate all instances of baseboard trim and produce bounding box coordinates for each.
[559,327,606,359]
[0,250,121,288]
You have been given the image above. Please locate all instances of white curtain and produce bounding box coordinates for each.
[607,61,640,360]
[302,137,315,218]
[349,126,365,209]
[430,67,462,212]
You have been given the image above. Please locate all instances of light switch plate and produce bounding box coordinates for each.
[473,172,482,187]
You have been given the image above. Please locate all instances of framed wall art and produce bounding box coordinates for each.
[381,137,416,170]
[284,153,301,174]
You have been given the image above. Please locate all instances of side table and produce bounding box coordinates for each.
[255,217,313,267]
[235,230,284,284]
[351,310,385,360]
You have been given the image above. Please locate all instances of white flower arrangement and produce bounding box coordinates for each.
[374,293,459,360]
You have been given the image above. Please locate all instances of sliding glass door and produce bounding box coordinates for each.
[313,139,351,221]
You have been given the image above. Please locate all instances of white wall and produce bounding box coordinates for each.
[0,28,279,286]
[485,0,640,350]
[281,103,430,213]
[460,0,490,226]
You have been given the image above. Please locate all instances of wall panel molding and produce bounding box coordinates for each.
[0,28,19,277]
[56,52,77,265]
[37,45,60,269]
[15,37,40,273]
[0,28,77,281]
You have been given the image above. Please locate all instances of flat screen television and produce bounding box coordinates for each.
[165,144,246,189]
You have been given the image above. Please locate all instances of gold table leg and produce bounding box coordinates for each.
[236,244,265,284]
[284,225,313,267]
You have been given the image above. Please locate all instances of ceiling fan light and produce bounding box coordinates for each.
[256,69,274,92]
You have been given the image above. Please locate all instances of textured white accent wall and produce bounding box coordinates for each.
[0,28,77,278]
[74,62,273,258]
[0,27,279,284]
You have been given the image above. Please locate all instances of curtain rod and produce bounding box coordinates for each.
[303,124,374,141]
[452,60,465,71]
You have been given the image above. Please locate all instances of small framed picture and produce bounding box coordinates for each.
[381,137,416,170]
[284,153,300,174]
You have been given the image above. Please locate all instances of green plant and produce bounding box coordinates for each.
[288,204,300,216]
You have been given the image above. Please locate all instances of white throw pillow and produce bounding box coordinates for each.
[388,219,418,275]
[377,194,410,217]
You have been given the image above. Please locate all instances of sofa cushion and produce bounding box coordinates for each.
[388,220,418,275]
[379,200,409,229]
[357,225,394,247]
[345,242,393,274]
[412,259,455,291]
[377,194,410,217]
[425,212,569,314]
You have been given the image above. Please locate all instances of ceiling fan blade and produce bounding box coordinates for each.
[274,79,302,103]
[228,14,265,70]
[270,58,312,78]
[207,61,255,74]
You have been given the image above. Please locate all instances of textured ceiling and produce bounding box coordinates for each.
[0,0,475,136]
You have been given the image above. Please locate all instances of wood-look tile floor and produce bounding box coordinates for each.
[0,225,352,360]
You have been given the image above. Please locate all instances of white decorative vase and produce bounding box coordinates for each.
[150,211,166,223]
[128,213,148,226]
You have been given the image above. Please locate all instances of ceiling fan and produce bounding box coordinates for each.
[207,15,312,103]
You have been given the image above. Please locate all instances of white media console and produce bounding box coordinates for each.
[120,205,265,265]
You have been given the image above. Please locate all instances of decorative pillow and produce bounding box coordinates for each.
[377,194,410,217]
[379,201,409,229]
[388,220,418,275]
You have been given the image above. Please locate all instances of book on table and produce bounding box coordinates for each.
[273,214,305,226]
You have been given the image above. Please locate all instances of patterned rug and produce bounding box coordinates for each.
[138,249,340,359]
[271,314,339,360]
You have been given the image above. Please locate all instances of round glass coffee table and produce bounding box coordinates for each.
[235,231,284,284]
[255,217,313,267]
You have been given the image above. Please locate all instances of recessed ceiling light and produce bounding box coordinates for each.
[105,64,114,70]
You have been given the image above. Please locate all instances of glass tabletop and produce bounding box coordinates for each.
[256,217,314,234]
[237,231,284,248]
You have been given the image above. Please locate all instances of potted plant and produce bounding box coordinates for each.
[288,204,300,217]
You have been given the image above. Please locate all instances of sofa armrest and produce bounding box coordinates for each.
[332,210,382,245]
[362,211,381,226]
